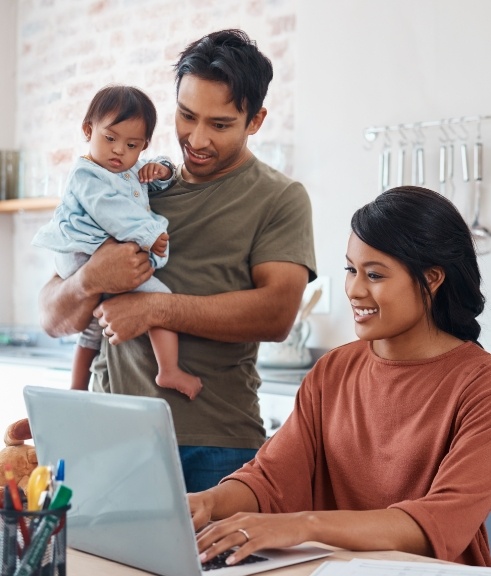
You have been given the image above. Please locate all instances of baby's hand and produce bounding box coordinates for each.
[139,162,172,183]
[151,233,169,257]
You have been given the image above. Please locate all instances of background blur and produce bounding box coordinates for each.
[2,0,491,350]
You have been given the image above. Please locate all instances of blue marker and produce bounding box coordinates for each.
[55,459,65,484]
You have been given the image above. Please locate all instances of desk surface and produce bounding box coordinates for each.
[67,546,449,575]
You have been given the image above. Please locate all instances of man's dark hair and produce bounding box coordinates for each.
[173,29,273,125]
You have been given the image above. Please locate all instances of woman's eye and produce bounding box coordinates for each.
[344,266,356,274]
[368,272,383,280]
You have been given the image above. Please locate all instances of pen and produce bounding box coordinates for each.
[4,463,30,547]
[12,484,72,576]
[54,460,64,485]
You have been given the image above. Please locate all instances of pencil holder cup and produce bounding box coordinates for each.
[0,504,70,576]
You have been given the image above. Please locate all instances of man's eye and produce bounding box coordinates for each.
[214,123,228,130]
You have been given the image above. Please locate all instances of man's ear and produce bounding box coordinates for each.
[247,107,267,136]
[82,122,92,141]
[425,266,445,295]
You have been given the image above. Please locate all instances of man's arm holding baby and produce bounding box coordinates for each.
[40,236,307,344]
[39,239,154,337]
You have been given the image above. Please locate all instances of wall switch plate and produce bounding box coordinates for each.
[302,275,330,315]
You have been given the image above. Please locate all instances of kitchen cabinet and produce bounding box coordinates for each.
[0,197,59,213]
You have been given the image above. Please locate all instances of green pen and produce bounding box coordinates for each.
[13,484,72,576]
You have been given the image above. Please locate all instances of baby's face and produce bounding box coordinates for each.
[84,115,148,173]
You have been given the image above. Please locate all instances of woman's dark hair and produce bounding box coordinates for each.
[351,186,485,343]
[173,29,273,125]
[82,85,157,142]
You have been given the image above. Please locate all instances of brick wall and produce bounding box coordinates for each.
[17,0,297,198]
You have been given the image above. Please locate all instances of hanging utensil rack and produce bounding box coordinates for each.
[363,114,491,255]
[364,115,491,143]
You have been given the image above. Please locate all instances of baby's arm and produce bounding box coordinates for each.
[73,167,168,251]
[151,233,169,258]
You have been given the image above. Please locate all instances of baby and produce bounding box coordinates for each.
[33,85,202,400]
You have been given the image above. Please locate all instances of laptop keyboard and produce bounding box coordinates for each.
[202,549,268,571]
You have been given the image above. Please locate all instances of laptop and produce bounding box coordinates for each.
[23,386,332,576]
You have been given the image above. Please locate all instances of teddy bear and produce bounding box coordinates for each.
[0,418,37,505]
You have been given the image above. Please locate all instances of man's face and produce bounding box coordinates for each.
[175,75,265,183]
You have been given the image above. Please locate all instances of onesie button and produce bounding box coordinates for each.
[124,173,130,179]
[142,245,150,251]
[133,190,140,197]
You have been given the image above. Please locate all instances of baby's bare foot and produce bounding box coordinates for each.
[156,370,203,400]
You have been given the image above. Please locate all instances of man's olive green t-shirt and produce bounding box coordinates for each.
[92,156,316,449]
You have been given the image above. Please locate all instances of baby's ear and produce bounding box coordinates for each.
[142,140,149,151]
[82,122,92,141]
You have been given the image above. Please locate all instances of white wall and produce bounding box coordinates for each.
[0,0,16,148]
[5,0,491,351]
[295,0,491,350]
[0,0,17,323]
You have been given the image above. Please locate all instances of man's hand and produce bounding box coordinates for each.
[151,233,169,257]
[138,162,172,183]
[87,238,155,295]
[94,292,158,344]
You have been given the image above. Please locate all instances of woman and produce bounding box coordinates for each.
[190,186,491,567]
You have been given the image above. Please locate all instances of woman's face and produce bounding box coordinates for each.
[345,233,432,358]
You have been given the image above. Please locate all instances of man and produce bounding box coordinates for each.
[39,29,316,492]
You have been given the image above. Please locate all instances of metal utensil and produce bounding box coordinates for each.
[470,142,491,254]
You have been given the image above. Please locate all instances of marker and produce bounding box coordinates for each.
[4,463,30,546]
[12,485,72,576]
[54,460,65,484]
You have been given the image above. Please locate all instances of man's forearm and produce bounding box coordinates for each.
[39,240,156,338]
[39,273,100,337]
[95,261,309,344]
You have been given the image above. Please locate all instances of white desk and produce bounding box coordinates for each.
[67,546,450,575]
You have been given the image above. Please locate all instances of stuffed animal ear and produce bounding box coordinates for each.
[4,418,32,446]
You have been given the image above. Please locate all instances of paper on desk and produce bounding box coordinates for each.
[311,559,491,575]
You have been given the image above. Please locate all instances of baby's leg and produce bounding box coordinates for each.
[149,328,202,400]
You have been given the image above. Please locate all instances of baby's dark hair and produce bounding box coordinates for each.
[82,85,157,142]
[351,186,485,343]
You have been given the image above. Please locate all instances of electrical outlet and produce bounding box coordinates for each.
[302,275,330,315]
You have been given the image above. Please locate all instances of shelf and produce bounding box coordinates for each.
[0,197,60,213]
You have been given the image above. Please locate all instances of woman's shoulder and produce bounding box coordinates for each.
[311,340,368,370]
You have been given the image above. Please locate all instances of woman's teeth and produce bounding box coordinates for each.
[355,308,378,316]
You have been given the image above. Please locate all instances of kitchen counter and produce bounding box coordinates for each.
[0,327,315,437]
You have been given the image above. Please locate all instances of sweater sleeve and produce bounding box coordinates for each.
[222,367,321,513]
[389,361,491,563]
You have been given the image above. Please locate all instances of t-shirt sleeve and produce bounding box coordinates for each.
[249,181,317,282]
